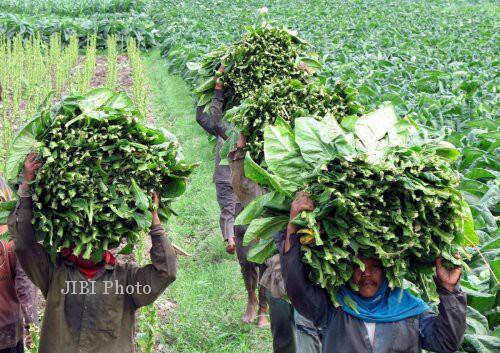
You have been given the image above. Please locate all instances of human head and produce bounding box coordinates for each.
[352,257,386,298]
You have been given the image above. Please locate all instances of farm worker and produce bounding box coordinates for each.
[0,177,39,353]
[231,133,321,353]
[280,191,467,353]
[9,153,178,353]
[195,66,238,254]
[197,66,270,327]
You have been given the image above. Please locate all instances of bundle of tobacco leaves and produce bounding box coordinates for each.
[236,106,477,303]
[225,78,364,164]
[298,147,470,301]
[3,88,194,261]
[188,22,315,109]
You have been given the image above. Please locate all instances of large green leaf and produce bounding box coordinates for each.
[162,178,187,199]
[243,216,289,246]
[354,104,398,150]
[462,286,497,312]
[133,211,153,230]
[235,191,290,225]
[194,77,215,94]
[0,210,10,225]
[78,88,114,112]
[0,201,16,212]
[235,192,274,225]
[107,92,134,110]
[244,153,299,196]
[465,306,490,336]
[264,118,307,181]
[462,334,500,353]
[218,129,238,165]
[247,232,277,264]
[131,179,149,211]
[433,141,461,162]
[294,116,342,164]
[6,114,44,183]
[491,258,500,285]
[462,201,479,246]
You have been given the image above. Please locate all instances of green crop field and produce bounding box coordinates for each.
[0,1,498,352]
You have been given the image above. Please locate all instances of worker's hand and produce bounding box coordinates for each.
[24,325,33,348]
[287,192,315,237]
[215,65,225,90]
[151,192,161,226]
[290,192,314,221]
[236,133,247,148]
[435,257,462,292]
[23,153,43,183]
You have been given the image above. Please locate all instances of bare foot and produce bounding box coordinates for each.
[242,293,258,323]
[257,306,270,328]
[226,237,236,254]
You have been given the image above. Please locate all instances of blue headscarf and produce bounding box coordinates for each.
[336,280,429,323]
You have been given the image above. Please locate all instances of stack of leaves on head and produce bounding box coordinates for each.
[188,21,365,166]
[237,104,479,304]
[188,22,318,110]
[2,88,194,262]
[225,78,364,164]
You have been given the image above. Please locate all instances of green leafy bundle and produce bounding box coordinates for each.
[300,148,469,297]
[237,104,478,303]
[187,22,316,108]
[3,88,194,261]
[225,78,364,164]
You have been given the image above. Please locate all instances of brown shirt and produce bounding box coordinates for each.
[0,240,38,349]
[229,148,265,207]
[9,196,177,353]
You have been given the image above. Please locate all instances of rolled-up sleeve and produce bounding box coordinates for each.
[129,224,177,308]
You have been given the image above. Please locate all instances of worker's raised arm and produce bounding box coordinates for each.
[419,259,466,353]
[280,192,332,328]
[129,192,177,308]
[10,153,54,298]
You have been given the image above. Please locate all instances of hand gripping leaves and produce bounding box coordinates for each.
[3,88,194,261]
[237,104,478,303]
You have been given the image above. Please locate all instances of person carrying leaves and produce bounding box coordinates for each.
[195,66,239,254]
[232,134,321,353]
[8,153,178,353]
[280,191,467,353]
[196,66,270,327]
[0,178,39,353]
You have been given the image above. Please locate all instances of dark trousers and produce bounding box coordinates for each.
[234,224,268,307]
[267,290,296,353]
[214,181,237,241]
[0,341,23,353]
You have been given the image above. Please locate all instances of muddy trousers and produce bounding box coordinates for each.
[234,225,268,307]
